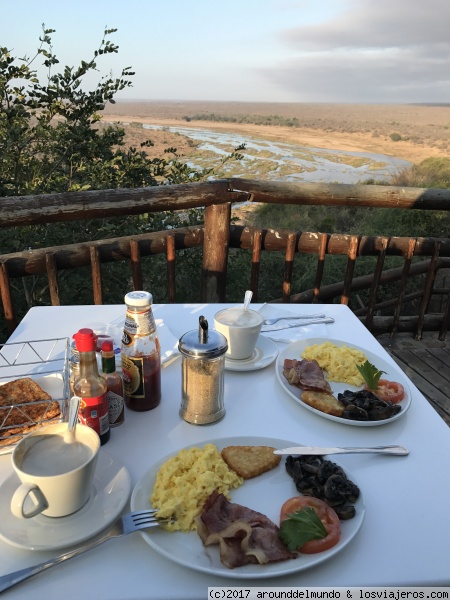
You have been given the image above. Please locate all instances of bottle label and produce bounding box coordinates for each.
[78,394,110,435]
[122,355,145,398]
[122,309,156,346]
[107,390,124,424]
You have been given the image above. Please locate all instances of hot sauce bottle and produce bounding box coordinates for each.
[121,291,161,411]
[101,338,125,427]
[72,328,110,445]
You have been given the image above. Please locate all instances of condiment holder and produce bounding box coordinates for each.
[178,316,228,425]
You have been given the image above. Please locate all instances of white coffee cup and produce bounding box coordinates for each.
[214,307,264,360]
[11,422,100,519]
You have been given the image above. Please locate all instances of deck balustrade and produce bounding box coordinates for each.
[1,178,449,341]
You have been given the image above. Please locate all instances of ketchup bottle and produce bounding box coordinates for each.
[121,291,161,411]
[73,328,110,445]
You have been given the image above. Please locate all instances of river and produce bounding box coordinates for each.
[142,124,411,184]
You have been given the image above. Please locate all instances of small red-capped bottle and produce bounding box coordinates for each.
[72,328,110,445]
[101,338,125,427]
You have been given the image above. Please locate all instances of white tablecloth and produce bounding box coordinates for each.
[1,303,449,598]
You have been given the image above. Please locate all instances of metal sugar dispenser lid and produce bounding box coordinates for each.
[178,316,228,425]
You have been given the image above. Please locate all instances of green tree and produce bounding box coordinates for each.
[0,27,244,334]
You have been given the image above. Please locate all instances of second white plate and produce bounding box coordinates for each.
[276,338,411,426]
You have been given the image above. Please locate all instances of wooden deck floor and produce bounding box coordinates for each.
[377,332,450,426]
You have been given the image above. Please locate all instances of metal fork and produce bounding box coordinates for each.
[262,314,326,325]
[0,509,168,593]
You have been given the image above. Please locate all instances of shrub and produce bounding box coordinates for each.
[389,132,402,142]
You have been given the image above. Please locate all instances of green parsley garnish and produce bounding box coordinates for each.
[279,507,327,551]
[356,359,386,390]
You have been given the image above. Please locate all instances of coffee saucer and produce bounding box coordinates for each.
[0,450,131,550]
[224,336,279,372]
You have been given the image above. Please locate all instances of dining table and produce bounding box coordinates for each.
[1,302,450,599]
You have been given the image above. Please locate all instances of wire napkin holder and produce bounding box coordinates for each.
[0,337,70,453]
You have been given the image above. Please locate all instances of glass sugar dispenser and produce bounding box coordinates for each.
[178,315,228,425]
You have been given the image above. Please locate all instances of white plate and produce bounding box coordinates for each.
[130,435,365,579]
[225,336,278,371]
[0,450,131,550]
[276,338,411,427]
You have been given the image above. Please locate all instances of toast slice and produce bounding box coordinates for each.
[0,377,61,446]
[221,445,281,480]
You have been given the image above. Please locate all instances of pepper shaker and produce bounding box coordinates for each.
[178,316,228,424]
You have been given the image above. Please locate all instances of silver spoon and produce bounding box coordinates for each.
[243,290,253,309]
[263,314,326,325]
[64,396,81,444]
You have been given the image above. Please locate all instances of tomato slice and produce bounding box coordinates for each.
[280,496,341,554]
[364,379,405,403]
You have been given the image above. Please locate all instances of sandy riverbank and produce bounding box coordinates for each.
[103,114,441,164]
[102,101,450,164]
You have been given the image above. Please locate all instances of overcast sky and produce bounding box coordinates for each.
[1,0,449,103]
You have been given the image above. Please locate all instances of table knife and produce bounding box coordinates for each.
[274,445,409,456]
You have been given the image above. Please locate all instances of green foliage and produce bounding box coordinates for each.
[0,27,245,339]
[183,112,301,128]
[389,132,402,142]
[391,157,450,188]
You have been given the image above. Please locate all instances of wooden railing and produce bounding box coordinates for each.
[1,179,449,340]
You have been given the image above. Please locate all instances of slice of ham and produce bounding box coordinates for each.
[283,358,332,393]
[196,490,294,569]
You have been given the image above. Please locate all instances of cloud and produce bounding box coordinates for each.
[282,0,450,50]
[263,0,450,102]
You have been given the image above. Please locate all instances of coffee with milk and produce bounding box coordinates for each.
[214,307,264,360]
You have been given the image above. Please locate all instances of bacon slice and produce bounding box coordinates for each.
[283,358,332,393]
[196,490,294,569]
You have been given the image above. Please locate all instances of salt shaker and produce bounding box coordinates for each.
[178,316,228,425]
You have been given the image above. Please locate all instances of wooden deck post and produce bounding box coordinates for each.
[201,203,231,302]
[0,262,17,335]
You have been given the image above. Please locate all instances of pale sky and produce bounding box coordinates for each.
[1,0,449,103]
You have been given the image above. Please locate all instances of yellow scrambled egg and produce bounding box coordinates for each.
[302,342,368,386]
[150,443,243,532]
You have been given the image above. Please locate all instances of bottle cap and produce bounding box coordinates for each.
[101,339,114,353]
[73,328,97,352]
[124,291,153,308]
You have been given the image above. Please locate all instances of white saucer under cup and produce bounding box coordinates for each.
[0,451,131,550]
[224,336,278,372]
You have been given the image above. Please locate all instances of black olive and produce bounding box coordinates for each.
[285,455,359,520]
[316,460,345,484]
[345,480,361,503]
[334,504,356,520]
[295,480,313,494]
[294,475,316,493]
[342,404,369,420]
[285,455,296,477]
[300,456,323,474]
[323,474,352,503]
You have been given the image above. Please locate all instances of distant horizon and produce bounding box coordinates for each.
[110,99,450,108]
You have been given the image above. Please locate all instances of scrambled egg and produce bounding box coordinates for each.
[302,342,367,386]
[150,443,243,532]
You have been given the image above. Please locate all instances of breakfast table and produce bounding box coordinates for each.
[1,302,450,599]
